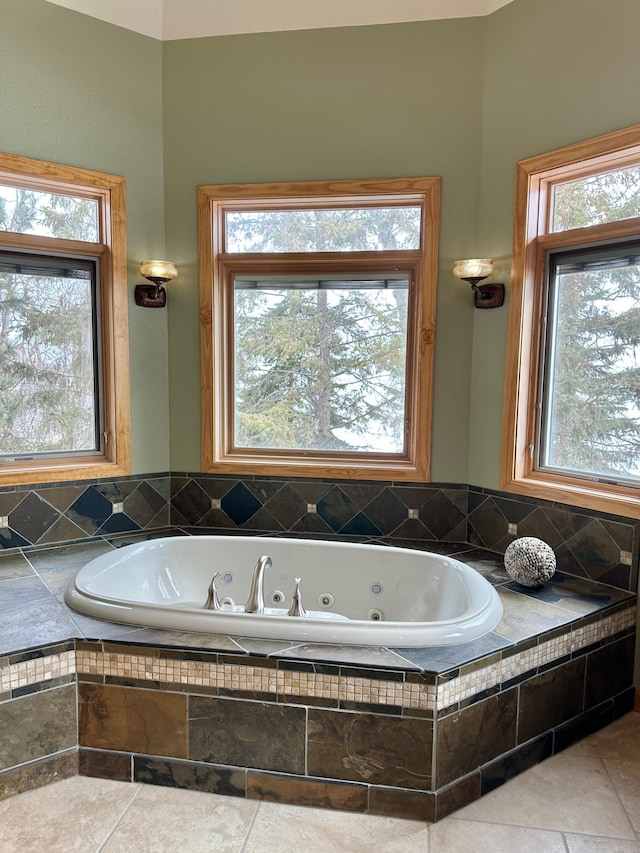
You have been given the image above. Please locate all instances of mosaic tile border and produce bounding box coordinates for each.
[437,606,636,710]
[73,604,636,713]
[0,650,76,695]
[76,652,435,712]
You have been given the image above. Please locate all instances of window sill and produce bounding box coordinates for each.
[0,457,131,488]
[501,470,640,520]
[204,453,430,483]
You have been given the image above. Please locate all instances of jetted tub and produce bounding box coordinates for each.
[64,536,503,647]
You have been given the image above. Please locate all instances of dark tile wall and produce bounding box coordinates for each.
[1,471,639,592]
[0,474,171,550]
[173,474,640,592]
[0,643,78,801]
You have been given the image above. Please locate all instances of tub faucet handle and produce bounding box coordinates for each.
[288,577,307,618]
[204,572,221,611]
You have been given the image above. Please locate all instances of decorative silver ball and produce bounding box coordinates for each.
[504,537,556,587]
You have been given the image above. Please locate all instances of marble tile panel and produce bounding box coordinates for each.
[434,773,481,820]
[602,758,640,835]
[564,711,640,762]
[435,688,518,788]
[66,487,114,534]
[244,800,432,853]
[172,480,213,525]
[361,488,408,534]
[79,683,187,757]
[0,578,80,656]
[0,552,36,580]
[221,482,262,525]
[454,753,636,838]
[246,770,368,812]
[492,586,576,642]
[585,635,636,709]
[481,733,553,795]
[431,819,567,853]
[264,484,307,528]
[0,776,140,853]
[123,481,167,528]
[392,632,513,674]
[553,699,617,754]
[189,695,305,774]
[419,490,466,539]
[0,685,76,769]
[7,492,60,544]
[504,572,633,615]
[79,747,132,782]
[101,783,258,853]
[26,539,113,575]
[367,785,435,821]
[134,755,246,798]
[273,643,421,670]
[0,749,78,801]
[37,515,89,545]
[518,657,586,744]
[105,627,243,652]
[307,709,432,789]
[563,837,640,853]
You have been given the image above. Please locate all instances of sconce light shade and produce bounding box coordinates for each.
[453,259,494,283]
[135,260,178,308]
[453,258,504,309]
[139,260,178,283]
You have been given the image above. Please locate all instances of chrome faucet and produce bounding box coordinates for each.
[245,555,272,613]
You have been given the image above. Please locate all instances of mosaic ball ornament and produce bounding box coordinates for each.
[504,537,556,587]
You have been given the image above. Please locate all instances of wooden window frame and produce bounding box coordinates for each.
[198,177,440,482]
[501,124,640,517]
[0,152,131,486]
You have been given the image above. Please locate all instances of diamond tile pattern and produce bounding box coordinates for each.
[0,474,637,592]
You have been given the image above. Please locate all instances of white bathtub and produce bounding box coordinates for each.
[64,536,503,647]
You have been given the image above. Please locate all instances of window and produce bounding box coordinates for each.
[502,124,640,516]
[198,178,440,481]
[0,153,130,485]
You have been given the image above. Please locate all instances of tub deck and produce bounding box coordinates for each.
[0,528,636,821]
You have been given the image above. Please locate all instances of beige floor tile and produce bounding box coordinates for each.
[0,776,139,852]
[451,753,636,839]
[604,758,640,834]
[429,819,566,852]
[101,783,259,853]
[243,801,431,853]
[565,713,640,763]
[564,836,640,853]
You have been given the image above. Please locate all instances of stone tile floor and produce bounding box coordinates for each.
[1,712,638,852]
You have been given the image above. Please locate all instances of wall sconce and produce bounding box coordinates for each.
[453,258,505,309]
[135,260,178,308]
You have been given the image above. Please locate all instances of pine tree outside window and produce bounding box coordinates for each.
[502,125,640,517]
[198,178,440,481]
[0,153,130,486]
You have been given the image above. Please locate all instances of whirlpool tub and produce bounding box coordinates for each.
[64,536,503,647]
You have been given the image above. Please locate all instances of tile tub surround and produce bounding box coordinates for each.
[1,472,639,592]
[0,536,636,821]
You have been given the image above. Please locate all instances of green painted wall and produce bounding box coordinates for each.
[470,0,640,489]
[162,20,486,480]
[0,0,170,473]
[472,0,640,690]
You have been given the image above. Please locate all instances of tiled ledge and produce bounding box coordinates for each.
[0,530,635,675]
